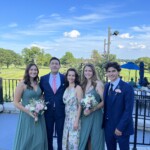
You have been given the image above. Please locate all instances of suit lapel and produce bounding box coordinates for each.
[104,83,109,103]
[46,73,54,93]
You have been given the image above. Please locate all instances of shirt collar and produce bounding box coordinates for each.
[110,78,120,89]
[51,72,59,77]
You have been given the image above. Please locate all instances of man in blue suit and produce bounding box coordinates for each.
[103,62,134,150]
[40,57,65,150]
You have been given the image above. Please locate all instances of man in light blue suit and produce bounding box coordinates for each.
[40,57,66,150]
[103,62,134,150]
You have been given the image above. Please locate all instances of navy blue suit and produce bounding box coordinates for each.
[40,73,65,150]
[103,80,134,150]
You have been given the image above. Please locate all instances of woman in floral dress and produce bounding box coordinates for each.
[62,68,83,150]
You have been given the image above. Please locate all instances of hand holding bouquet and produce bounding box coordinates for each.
[81,94,98,112]
[25,98,48,123]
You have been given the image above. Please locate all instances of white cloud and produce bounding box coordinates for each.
[50,13,60,17]
[64,30,80,38]
[74,14,103,21]
[129,42,146,49]
[36,15,45,20]
[117,45,124,49]
[119,33,133,39]
[131,25,150,32]
[8,23,18,28]
[0,33,19,40]
[69,7,76,12]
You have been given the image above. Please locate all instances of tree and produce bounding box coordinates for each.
[13,54,23,67]
[36,49,45,66]
[135,57,150,71]
[91,52,117,81]
[0,48,6,68]
[91,50,102,63]
[22,46,44,65]
[0,48,24,68]
[43,54,52,66]
[4,50,16,68]
[61,52,76,66]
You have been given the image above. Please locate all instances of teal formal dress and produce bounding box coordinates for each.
[13,86,48,150]
[79,88,105,150]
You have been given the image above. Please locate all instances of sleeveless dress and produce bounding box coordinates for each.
[13,86,48,150]
[79,88,105,150]
[62,87,80,150]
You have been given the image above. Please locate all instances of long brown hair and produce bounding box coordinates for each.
[65,68,80,88]
[81,63,98,93]
[23,63,39,89]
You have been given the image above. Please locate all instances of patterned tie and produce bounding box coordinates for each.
[52,75,57,94]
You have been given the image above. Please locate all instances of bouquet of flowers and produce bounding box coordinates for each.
[25,98,48,122]
[81,94,98,111]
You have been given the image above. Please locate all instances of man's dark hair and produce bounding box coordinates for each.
[49,57,60,64]
[105,62,121,72]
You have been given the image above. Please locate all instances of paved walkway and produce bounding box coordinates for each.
[0,113,150,150]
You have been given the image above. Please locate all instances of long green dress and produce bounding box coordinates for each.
[13,86,48,150]
[79,88,105,150]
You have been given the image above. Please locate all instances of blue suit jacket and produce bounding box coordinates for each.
[103,79,134,135]
[39,73,66,118]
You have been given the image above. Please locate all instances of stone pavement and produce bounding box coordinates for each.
[0,103,150,150]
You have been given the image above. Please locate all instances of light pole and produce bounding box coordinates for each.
[103,39,107,56]
[106,27,119,61]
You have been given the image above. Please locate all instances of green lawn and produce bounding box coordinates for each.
[0,67,150,81]
[120,69,150,82]
[0,67,67,79]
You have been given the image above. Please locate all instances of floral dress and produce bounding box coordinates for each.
[62,87,80,150]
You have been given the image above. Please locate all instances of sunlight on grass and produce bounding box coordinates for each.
[0,67,150,81]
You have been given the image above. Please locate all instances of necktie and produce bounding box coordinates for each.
[109,83,113,92]
[108,83,113,95]
[52,75,57,94]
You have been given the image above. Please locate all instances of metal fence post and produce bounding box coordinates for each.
[132,99,139,150]
[0,78,3,104]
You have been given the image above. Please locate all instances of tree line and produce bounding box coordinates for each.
[0,46,150,81]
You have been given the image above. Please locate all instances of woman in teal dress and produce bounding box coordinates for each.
[13,63,48,150]
[79,63,105,150]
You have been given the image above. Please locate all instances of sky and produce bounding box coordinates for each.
[0,0,150,59]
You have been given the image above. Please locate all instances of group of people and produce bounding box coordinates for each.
[129,77,150,88]
[13,57,134,150]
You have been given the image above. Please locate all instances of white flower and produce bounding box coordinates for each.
[30,106,35,111]
[81,94,98,110]
[115,89,122,93]
[25,98,48,123]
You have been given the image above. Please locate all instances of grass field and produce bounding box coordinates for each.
[0,67,150,82]
[0,67,67,79]
[120,69,150,82]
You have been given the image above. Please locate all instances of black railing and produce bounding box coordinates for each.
[0,78,19,102]
[131,95,150,149]
[0,78,3,104]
